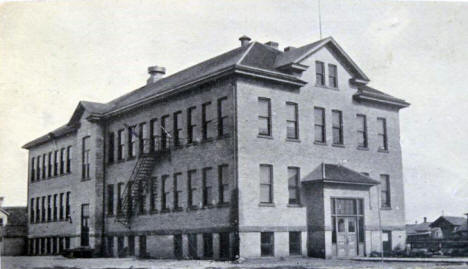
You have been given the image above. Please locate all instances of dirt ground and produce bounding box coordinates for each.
[1,256,468,269]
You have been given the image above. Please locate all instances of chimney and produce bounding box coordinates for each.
[265,41,279,49]
[147,66,166,85]
[284,46,296,52]
[239,35,251,47]
[424,217,427,223]
[0,197,4,208]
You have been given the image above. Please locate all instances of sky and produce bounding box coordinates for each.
[0,0,467,224]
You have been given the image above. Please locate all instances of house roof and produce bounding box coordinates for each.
[302,163,380,186]
[406,222,432,235]
[2,207,27,226]
[456,223,468,233]
[23,37,409,149]
[354,85,410,108]
[430,216,467,228]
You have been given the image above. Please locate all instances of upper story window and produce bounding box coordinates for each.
[202,102,212,140]
[259,164,273,204]
[60,148,65,175]
[42,153,46,179]
[150,118,158,152]
[356,114,368,148]
[54,150,58,176]
[218,164,229,204]
[173,173,182,210]
[286,102,298,139]
[82,136,90,180]
[128,125,137,158]
[30,157,35,182]
[161,115,170,150]
[36,155,41,181]
[202,167,213,207]
[380,174,391,208]
[288,167,300,205]
[217,97,228,137]
[139,122,147,154]
[332,110,343,145]
[187,170,197,209]
[47,152,52,177]
[107,184,114,216]
[173,111,182,146]
[328,64,338,88]
[66,146,72,173]
[377,117,388,151]
[187,107,196,144]
[315,61,325,86]
[117,129,125,160]
[108,132,115,163]
[314,107,326,143]
[161,175,170,211]
[258,98,272,137]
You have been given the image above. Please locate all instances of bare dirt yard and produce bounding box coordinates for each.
[1,256,468,269]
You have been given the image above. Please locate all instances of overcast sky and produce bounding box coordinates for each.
[0,0,467,223]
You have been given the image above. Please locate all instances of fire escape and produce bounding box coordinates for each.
[115,135,172,228]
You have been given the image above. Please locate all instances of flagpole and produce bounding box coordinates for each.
[318,0,323,39]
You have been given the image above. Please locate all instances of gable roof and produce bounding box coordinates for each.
[302,163,380,186]
[430,216,467,228]
[23,36,409,149]
[354,85,410,108]
[406,222,432,235]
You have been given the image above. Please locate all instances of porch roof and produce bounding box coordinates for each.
[302,163,380,186]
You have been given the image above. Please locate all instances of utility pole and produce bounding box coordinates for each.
[318,0,323,39]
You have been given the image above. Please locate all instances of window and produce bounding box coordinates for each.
[107,185,114,216]
[331,198,365,246]
[81,204,90,246]
[37,155,41,180]
[82,137,90,179]
[377,118,388,151]
[42,153,46,179]
[59,193,64,220]
[117,129,125,160]
[203,233,213,258]
[31,157,35,182]
[314,107,326,143]
[60,148,65,175]
[202,167,213,206]
[30,198,34,223]
[173,173,182,210]
[128,125,137,158]
[328,64,338,88]
[289,232,301,255]
[108,132,115,163]
[174,234,183,259]
[35,197,40,222]
[261,232,274,256]
[188,234,198,259]
[218,97,228,137]
[187,107,196,144]
[107,236,114,257]
[127,181,134,216]
[161,115,169,150]
[53,194,57,221]
[332,110,343,145]
[219,232,230,259]
[286,102,298,139]
[47,195,51,221]
[66,146,72,173]
[259,164,273,204]
[380,174,391,208]
[218,164,229,204]
[161,175,169,211]
[150,177,157,212]
[202,102,212,140]
[41,196,46,222]
[316,61,325,86]
[187,170,197,208]
[356,114,368,148]
[258,98,272,136]
[117,183,124,215]
[288,167,300,205]
[54,150,58,176]
[150,118,158,152]
[173,111,182,146]
[65,192,70,219]
[138,122,147,154]
[138,179,146,214]
[48,152,52,177]
[128,235,135,256]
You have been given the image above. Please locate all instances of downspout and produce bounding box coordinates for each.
[101,119,108,256]
[232,78,239,259]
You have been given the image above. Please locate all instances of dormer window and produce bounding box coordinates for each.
[315,61,325,86]
[328,64,338,88]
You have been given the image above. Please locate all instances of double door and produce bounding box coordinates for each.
[336,217,357,257]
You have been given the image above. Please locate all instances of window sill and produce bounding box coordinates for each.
[173,207,183,212]
[150,209,159,215]
[259,202,275,207]
[160,209,170,214]
[201,138,214,144]
[357,146,369,151]
[315,84,339,91]
[186,206,198,212]
[127,156,136,161]
[314,141,327,146]
[287,203,303,208]
[81,178,92,182]
[217,202,230,208]
[381,206,392,211]
[106,214,115,218]
[286,138,301,143]
[201,204,215,209]
[217,134,230,140]
[257,135,273,140]
[378,148,389,153]
[332,143,345,148]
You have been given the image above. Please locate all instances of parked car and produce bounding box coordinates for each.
[61,247,94,258]
[409,248,433,257]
